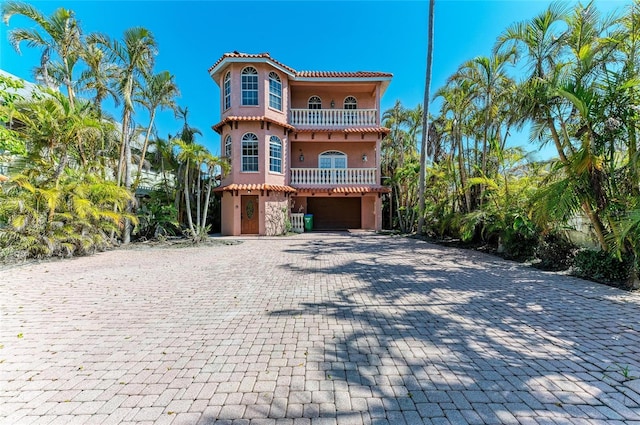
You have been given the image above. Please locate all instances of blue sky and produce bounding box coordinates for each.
[0,0,633,159]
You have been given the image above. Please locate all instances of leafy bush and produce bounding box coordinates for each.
[501,214,538,261]
[135,194,179,240]
[534,233,577,271]
[572,250,632,284]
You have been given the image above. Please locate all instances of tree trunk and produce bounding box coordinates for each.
[417,0,435,235]
[136,109,157,187]
[183,160,196,236]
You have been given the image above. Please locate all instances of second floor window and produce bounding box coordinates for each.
[308,96,322,110]
[269,72,282,111]
[241,67,258,106]
[223,72,231,110]
[241,133,259,172]
[269,135,282,173]
[224,135,232,162]
[344,96,357,109]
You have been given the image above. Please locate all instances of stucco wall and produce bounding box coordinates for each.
[290,141,377,169]
[220,121,288,187]
[219,63,288,123]
[290,87,376,110]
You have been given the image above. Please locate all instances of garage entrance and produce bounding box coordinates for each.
[306,197,361,230]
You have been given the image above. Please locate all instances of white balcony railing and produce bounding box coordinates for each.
[290,109,377,127]
[291,168,377,186]
[290,213,304,233]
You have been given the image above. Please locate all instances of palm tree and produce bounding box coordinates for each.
[2,1,82,106]
[418,0,435,235]
[135,70,180,184]
[78,40,119,115]
[91,27,157,244]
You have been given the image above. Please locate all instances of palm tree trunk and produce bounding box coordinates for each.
[418,0,435,235]
[136,109,157,186]
[183,160,196,236]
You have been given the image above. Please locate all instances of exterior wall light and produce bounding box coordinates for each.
[330,100,335,108]
[299,150,304,162]
[362,154,368,162]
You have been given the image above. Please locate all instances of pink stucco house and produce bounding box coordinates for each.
[209,52,392,235]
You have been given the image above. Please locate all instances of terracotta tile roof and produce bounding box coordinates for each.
[208,52,297,74]
[214,183,297,193]
[293,185,391,194]
[296,71,393,78]
[0,174,8,183]
[293,127,390,134]
[212,116,295,134]
[209,52,392,81]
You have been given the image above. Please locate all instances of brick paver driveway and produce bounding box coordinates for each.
[2,233,640,425]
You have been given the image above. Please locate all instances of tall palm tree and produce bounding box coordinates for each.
[91,27,157,244]
[418,0,435,235]
[2,1,82,106]
[135,70,180,183]
[78,40,119,115]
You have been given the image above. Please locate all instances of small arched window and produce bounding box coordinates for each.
[269,136,282,173]
[308,96,322,110]
[241,133,259,172]
[224,135,232,162]
[241,67,258,106]
[268,72,282,111]
[344,96,357,109]
[223,72,231,110]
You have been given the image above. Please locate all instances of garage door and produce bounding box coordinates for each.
[307,197,361,230]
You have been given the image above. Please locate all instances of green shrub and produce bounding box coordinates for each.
[502,214,538,261]
[572,250,632,283]
[534,233,576,271]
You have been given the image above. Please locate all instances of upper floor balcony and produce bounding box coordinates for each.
[290,167,377,186]
[290,108,377,128]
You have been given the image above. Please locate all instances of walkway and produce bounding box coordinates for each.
[1,233,639,424]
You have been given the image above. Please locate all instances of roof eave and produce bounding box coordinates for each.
[209,57,296,84]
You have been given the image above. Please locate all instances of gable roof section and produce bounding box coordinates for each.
[209,52,392,91]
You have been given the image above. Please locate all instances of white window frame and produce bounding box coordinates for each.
[268,72,282,111]
[223,72,231,110]
[224,134,232,162]
[269,135,282,173]
[308,95,322,110]
[319,151,347,169]
[344,96,357,109]
[241,67,258,106]
[241,133,259,172]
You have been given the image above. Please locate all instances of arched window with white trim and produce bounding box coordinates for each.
[241,133,259,172]
[269,136,282,173]
[344,96,357,109]
[268,72,282,111]
[224,135,232,162]
[308,96,322,110]
[319,151,347,169]
[241,67,258,106]
[223,72,231,110]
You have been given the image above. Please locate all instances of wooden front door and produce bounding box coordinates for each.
[241,196,259,234]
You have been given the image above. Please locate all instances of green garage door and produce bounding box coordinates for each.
[307,197,361,230]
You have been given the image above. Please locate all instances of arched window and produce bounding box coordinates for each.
[241,67,258,106]
[344,96,357,109]
[269,136,282,173]
[223,72,231,110]
[241,133,259,172]
[224,135,232,162]
[308,96,322,110]
[268,72,282,111]
[319,151,347,169]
